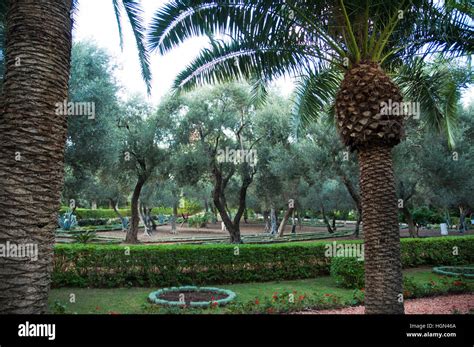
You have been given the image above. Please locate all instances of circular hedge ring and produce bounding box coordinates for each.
[432,266,474,278]
[148,286,237,308]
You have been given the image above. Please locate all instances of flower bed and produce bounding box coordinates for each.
[148,286,236,308]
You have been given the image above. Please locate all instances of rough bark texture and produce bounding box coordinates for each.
[358,146,404,314]
[277,206,294,237]
[0,0,73,313]
[125,177,145,243]
[335,61,404,151]
[402,206,416,237]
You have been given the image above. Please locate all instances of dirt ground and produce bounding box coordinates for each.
[98,222,333,242]
[96,221,473,243]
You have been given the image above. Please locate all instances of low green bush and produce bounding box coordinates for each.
[52,235,474,288]
[411,206,444,225]
[330,257,365,289]
[59,207,131,220]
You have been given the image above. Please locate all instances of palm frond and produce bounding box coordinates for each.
[112,0,124,50]
[149,0,306,55]
[113,0,152,94]
[394,57,470,148]
[292,68,342,138]
[173,37,320,91]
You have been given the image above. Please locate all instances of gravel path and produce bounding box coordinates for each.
[300,294,474,314]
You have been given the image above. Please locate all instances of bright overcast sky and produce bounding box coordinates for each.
[73,0,472,106]
[72,0,293,105]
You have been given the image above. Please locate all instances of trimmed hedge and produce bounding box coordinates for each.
[52,235,474,288]
[330,258,365,289]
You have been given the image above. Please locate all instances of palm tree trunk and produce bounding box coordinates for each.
[358,146,404,314]
[0,0,73,313]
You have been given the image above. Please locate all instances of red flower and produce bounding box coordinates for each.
[298,295,305,301]
[211,301,219,307]
[324,293,331,297]
[267,308,274,314]
[360,288,365,292]
[255,299,260,305]
[453,280,463,286]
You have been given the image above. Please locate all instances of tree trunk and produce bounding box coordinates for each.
[171,202,178,234]
[321,205,334,233]
[110,198,127,231]
[210,203,218,223]
[263,210,270,233]
[338,169,362,237]
[298,210,303,230]
[458,206,467,233]
[358,146,404,314]
[402,206,416,237]
[211,163,252,244]
[270,208,278,234]
[125,177,145,243]
[277,206,294,237]
[0,0,73,314]
[147,207,157,233]
[354,212,362,238]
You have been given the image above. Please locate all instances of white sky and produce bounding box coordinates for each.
[73,0,473,106]
[72,0,293,104]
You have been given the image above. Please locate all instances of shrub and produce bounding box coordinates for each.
[188,214,209,228]
[330,257,365,289]
[72,230,97,244]
[411,206,444,225]
[52,235,474,288]
[77,218,109,227]
[59,206,202,221]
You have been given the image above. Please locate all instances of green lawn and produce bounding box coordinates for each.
[48,267,474,314]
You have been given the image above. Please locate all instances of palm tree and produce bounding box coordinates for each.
[0,0,150,314]
[148,0,473,314]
